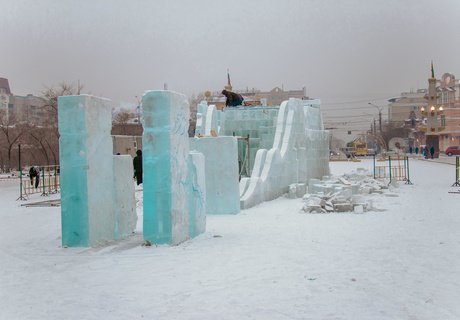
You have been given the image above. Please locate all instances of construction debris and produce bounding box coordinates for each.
[300,168,397,214]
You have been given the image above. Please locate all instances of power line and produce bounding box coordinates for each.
[321,107,379,112]
[323,114,376,119]
[320,96,395,106]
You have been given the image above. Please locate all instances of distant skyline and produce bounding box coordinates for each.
[2,0,460,138]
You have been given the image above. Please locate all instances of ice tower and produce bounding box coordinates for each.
[142,90,206,245]
[59,95,113,246]
[59,95,136,247]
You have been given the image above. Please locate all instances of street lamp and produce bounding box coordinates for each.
[420,105,444,132]
[368,102,383,132]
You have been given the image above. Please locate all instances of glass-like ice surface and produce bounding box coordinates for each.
[142,90,205,244]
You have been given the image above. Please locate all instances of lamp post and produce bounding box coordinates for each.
[135,96,141,123]
[420,105,444,158]
[325,127,337,154]
[368,102,383,133]
[420,105,443,133]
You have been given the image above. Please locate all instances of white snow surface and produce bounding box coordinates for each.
[1,158,459,319]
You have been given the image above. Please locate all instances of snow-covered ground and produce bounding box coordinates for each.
[1,158,459,320]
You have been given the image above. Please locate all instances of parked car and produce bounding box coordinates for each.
[445,146,460,156]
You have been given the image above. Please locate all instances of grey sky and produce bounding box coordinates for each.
[1,0,459,138]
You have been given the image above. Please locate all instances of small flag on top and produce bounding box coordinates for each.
[227,68,231,86]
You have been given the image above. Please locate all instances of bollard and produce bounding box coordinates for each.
[17,144,27,201]
[54,165,59,193]
[452,156,460,187]
[405,156,413,185]
[40,167,48,197]
[388,156,392,185]
[373,153,376,179]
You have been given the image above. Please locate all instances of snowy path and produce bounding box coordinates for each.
[1,158,459,319]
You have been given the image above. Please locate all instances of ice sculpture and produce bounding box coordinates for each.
[194,101,207,136]
[239,98,330,208]
[59,95,136,247]
[142,90,206,245]
[195,101,222,136]
[204,104,218,136]
[195,98,329,210]
[190,136,240,214]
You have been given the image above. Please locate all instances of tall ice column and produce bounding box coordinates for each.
[142,90,191,245]
[58,95,114,247]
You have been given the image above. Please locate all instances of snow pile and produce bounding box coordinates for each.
[301,167,397,213]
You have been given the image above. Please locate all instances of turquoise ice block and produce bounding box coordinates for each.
[142,90,190,245]
[59,95,114,247]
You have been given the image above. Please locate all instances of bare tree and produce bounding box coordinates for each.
[29,126,52,166]
[38,82,84,165]
[41,82,84,114]
[0,110,29,171]
[113,111,132,135]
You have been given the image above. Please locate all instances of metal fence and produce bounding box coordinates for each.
[373,155,412,184]
[18,165,60,200]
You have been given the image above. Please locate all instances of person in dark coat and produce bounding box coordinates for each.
[429,146,435,159]
[133,149,143,185]
[221,89,244,107]
[29,166,40,188]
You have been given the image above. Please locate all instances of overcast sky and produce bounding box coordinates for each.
[1,0,459,136]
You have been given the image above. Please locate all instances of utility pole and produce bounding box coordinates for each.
[135,96,141,123]
[368,102,383,132]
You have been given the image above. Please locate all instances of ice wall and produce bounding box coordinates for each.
[204,104,219,136]
[188,151,206,237]
[113,155,137,239]
[194,98,329,210]
[239,98,330,209]
[59,95,137,247]
[194,101,208,136]
[142,90,206,245]
[195,103,279,177]
[195,101,221,137]
[212,106,279,173]
[190,136,240,214]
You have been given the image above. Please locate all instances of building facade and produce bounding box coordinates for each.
[387,69,460,153]
[0,78,11,120]
[388,89,427,127]
[8,94,47,124]
[435,73,460,151]
[0,78,47,125]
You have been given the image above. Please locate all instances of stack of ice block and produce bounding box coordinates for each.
[142,90,206,245]
[190,136,240,215]
[59,95,136,247]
